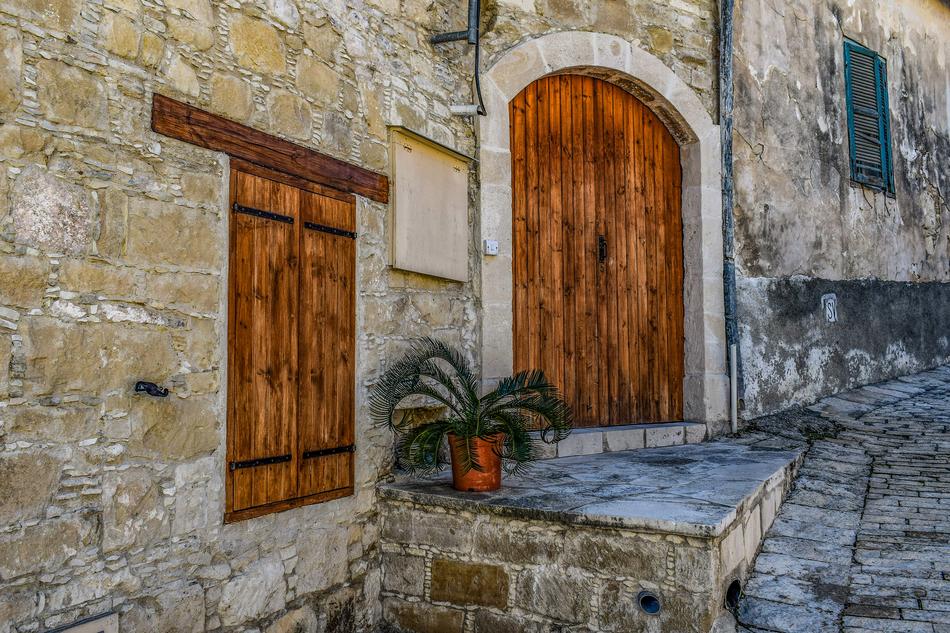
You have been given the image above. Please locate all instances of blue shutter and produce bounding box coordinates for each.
[844,40,894,193]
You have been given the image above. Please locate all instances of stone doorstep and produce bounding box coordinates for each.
[532,421,707,459]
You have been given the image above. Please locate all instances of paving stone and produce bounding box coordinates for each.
[739,369,950,633]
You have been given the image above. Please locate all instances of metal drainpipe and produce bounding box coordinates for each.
[720,0,744,424]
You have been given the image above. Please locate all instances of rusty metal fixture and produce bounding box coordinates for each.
[448,434,504,492]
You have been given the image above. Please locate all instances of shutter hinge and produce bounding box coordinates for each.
[303,444,355,460]
[304,221,357,240]
[232,202,294,224]
[229,454,292,471]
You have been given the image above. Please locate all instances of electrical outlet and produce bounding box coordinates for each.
[483,239,499,256]
[821,293,838,323]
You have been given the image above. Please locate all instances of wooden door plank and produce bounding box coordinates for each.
[559,75,577,417]
[511,93,528,378]
[613,87,633,421]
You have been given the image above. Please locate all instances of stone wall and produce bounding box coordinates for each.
[0,0,480,629]
[733,0,950,415]
[377,468,793,633]
[0,0,723,631]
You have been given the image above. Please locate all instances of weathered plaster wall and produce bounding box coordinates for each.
[733,0,950,415]
[0,0,723,632]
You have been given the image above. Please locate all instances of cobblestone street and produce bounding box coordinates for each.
[737,366,950,633]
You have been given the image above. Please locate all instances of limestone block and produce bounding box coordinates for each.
[742,503,763,566]
[0,253,48,307]
[295,526,348,595]
[473,521,560,565]
[719,524,744,577]
[166,54,200,97]
[296,56,340,106]
[219,555,286,625]
[562,530,669,578]
[646,423,686,447]
[230,15,286,75]
[265,606,318,633]
[430,558,509,608]
[604,426,646,452]
[8,405,99,442]
[97,188,129,258]
[36,60,108,130]
[11,165,96,255]
[166,0,214,51]
[101,467,169,552]
[0,335,10,399]
[303,20,342,61]
[139,32,165,68]
[648,26,675,55]
[381,552,425,596]
[485,611,546,633]
[14,0,81,31]
[0,26,22,112]
[172,456,217,535]
[59,259,139,297]
[685,422,707,444]
[178,317,218,369]
[180,172,221,205]
[0,449,64,525]
[268,90,312,140]
[146,271,219,313]
[516,568,592,623]
[126,198,220,269]
[383,598,464,633]
[23,318,177,396]
[0,515,91,581]
[266,0,299,29]
[120,583,204,633]
[99,12,140,59]
[381,505,473,552]
[486,39,548,101]
[210,73,254,121]
[129,395,218,461]
[674,545,717,592]
[556,429,603,457]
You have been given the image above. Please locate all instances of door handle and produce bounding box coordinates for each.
[598,235,607,263]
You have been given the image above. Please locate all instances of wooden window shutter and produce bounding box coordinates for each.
[844,41,894,193]
[226,165,356,522]
[227,170,300,515]
[296,187,357,499]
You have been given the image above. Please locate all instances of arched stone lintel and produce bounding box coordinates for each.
[478,30,730,428]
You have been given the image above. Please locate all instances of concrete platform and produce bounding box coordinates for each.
[378,440,805,633]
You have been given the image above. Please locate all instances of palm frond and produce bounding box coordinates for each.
[395,419,454,475]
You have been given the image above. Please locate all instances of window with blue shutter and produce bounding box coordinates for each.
[844,40,894,193]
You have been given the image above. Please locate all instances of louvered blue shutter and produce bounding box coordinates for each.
[844,41,894,193]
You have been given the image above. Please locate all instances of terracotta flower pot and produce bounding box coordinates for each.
[448,433,504,492]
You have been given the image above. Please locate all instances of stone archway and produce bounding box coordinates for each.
[477,31,729,429]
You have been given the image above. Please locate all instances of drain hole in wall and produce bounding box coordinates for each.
[725,579,742,610]
[637,591,661,615]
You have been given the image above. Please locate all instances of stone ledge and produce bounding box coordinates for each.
[380,441,803,539]
[533,421,708,459]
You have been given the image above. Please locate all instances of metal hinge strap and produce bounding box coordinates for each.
[303,444,355,460]
[229,454,292,471]
[304,221,357,240]
[233,202,294,224]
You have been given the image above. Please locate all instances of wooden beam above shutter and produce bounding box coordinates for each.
[151,93,389,203]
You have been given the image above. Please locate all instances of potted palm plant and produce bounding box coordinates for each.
[370,338,572,492]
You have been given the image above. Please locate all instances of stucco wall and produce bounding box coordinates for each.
[733,0,950,415]
[0,1,721,632]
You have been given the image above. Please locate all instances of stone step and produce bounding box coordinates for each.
[532,421,708,459]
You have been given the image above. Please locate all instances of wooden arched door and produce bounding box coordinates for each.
[510,74,684,428]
